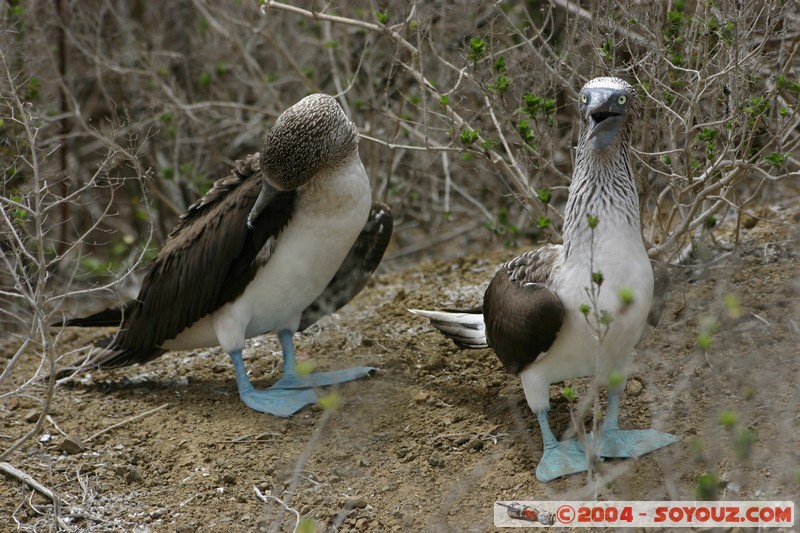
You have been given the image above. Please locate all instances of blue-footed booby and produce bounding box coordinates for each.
[412,77,678,481]
[56,94,393,417]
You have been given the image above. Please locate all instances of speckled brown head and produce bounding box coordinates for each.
[260,93,358,192]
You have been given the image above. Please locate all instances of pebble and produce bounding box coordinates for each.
[467,440,484,452]
[125,467,144,484]
[345,496,367,509]
[413,392,430,402]
[60,434,86,455]
[428,454,445,468]
[625,378,643,397]
[23,409,39,423]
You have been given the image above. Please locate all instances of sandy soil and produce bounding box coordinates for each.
[1,204,798,532]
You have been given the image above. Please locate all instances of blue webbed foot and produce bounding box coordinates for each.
[585,388,680,458]
[535,410,589,482]
[536,438,588,482]
[271,367,376,389]
[238,386,318,417]
[228,329,377,417]
[586,428,680,458]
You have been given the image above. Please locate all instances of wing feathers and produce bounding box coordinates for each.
[59,153,296,367]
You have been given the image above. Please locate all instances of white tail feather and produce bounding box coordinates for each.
[409,309,488,349]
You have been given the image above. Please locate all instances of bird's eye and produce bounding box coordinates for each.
[618,95,627,105]
[580,94,587,104]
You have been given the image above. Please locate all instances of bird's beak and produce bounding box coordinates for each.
[247,178,271,228]
[585,88,626,150]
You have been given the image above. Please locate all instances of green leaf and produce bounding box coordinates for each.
[536,187,551,204]
[724,293,742,319]
[459,128,479,146]
[479,139,497,151]
[561,387,577,402]
[764,152,788,167]
[696,127,717,142]
[607,371,624,389]
[375,10,389,24]
[694,472,719,500]
[586,214,599,229]
[696,333,713,351]
[536,216,551,229]
[618,287,635,306]
[490,74,510,93]
[467,37,486,61]
[296,360,316,375]
[718,410,738,429]
[298,517,317,533]
[318,391,341,411]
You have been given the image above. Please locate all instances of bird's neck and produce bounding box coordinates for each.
[562,142,642,255]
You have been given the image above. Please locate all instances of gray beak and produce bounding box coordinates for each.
[585,88,627,150]
[247,178,271,228]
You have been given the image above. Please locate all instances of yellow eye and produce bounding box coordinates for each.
[618,95,627,105]
[581,94,588,104]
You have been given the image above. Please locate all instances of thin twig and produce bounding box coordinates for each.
[254,486,301,533]
[0,462,70,509]
[85,403,170,443]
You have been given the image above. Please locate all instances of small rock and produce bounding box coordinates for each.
[355,517,370,530]
[423,356,447,371]
[414,392,430,402]
[401,453,417,463]
[428,454,445,468]
[396,447,409,458]
[625,379,644,397]
[23,409,39,423]
[221,473,236,485]
[345,496,367,509]
[125,467,144,484]
[38,433,52,444]
[467,440,484,452]
[454,436,470,446]
[60,434,86,455]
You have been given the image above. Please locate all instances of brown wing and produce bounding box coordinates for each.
[483,246,564,375]
[115,154,296,354]
[648,260,670,328]
[298,202,393,331]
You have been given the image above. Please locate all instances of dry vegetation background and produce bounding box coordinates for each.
[1,0,799,531]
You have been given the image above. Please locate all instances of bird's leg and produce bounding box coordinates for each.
[229,349,317,417]
[270,329,376,389]
[586,388,680,458]
[535,410,588,482]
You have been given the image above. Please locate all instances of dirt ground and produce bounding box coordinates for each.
[1,201,799,532]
